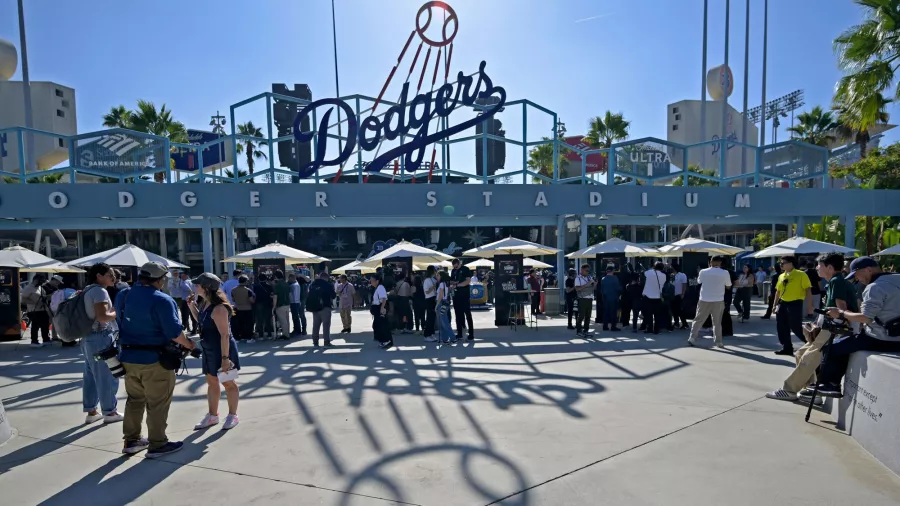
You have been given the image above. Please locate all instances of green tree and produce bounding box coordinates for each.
[223,168,252,183]
[527,138,569,183]
[584,111,630,151]
[834,87,891,159]
[101,101,189,182]
[235,121,268,175]
[834,0,900,102]
[3,173,64,184]
[751,232,772,250]
[671,165,719,187]
[787,106,838,146]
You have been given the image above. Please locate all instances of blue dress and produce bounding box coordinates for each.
[198,304,241,376]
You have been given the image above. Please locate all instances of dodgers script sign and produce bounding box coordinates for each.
[291,1,507,179]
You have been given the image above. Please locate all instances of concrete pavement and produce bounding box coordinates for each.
[2,299,900,505]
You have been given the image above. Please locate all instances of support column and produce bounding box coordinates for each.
[94,230,101,251]
[201,220,213,273]
[796,217,805,238]
[213,227,222,274]
[76,230,84,286]
[630,225,637,242]
[125,229,130,244]
[44,236,50,258]
[159,229,167,257]
[556,215,565,288]
[578,216,588,271]
[845,216,856,251]
[177,229,186,264]
[224,217,236,275]
[606,224,612,241]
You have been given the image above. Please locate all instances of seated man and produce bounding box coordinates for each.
[766,253,858,403]
[816,257,900,398]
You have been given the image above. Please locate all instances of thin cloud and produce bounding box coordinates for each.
[575,13,612,23]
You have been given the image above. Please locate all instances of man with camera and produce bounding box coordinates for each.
[816,257,900,398]
[765,253,858,403]
[115,262,198,457]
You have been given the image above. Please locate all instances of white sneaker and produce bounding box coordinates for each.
[765,389,798,402]
[194,413,219,430]
[103,412,124,424]
[424,336,438,342]
[798,394,825,406]
[222,414,239,430]
[85,413,103,424]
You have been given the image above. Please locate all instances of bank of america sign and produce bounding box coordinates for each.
[75,133,168,173]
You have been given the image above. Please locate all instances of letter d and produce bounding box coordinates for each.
[118,191,134,208]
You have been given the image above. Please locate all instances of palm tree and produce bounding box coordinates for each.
[235,121,268,175]
[834,0,900,100]
[834,87,891,159]
[223,168,252,183]
[527,138,569,182]
[786,106,838,147]
[102,105,132,128]
[583,111,630,171]
[100,100,188,182]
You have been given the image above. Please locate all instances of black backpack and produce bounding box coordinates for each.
[306,281,325,312]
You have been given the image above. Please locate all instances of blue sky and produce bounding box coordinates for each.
[0,0,887,169]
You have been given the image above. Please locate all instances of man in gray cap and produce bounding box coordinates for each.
[114,261,198,458]
[816,257,900,398]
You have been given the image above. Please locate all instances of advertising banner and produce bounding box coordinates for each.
[562,136,607,174]
[493,254,524,326]
[382,257,413,292]
[75,132,168,175]
[253,259,286,280]
[170,130,231,172]
[0,268,20,338]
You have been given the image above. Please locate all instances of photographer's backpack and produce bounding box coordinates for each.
[305,281,325,312]
[51,286,99,342]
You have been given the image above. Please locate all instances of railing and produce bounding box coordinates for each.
[0,92,830,187]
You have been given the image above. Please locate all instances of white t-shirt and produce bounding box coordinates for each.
[372,285,388,305]
[642,270,667,299]
[437,282,451,302]
[574,274,594,299]
[697,267,733,302]
[423,277,437,299]
[673,272,688,296]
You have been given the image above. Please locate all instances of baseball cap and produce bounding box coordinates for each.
[846,256,879,280]
[51,275,64,282]
[191,272,222,291]
[139,262,170,279]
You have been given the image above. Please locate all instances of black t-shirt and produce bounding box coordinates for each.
[806,268,822,295]
[564,277,576,300]
[253,282,273,306]
[451,266,472,299]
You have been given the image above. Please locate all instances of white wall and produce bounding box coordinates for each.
[0,81,77,173]
[666,99,759,179]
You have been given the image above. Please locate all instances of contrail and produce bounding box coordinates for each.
[575,13,612,23]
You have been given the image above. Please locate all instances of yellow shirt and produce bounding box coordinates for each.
[776,270,811,302]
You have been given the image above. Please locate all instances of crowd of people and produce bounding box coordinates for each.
[16,247,900,459]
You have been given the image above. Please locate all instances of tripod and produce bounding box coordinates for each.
[804,308,854,423]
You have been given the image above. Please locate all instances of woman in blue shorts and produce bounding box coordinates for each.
[186,273,241,430]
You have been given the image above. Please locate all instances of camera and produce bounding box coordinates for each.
[94,344,126,378]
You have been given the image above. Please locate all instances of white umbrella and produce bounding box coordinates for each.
[566,238,661,258]
[359,240,455,268]
[0,245,85,273]
[874,244,900,257]
[221,242,329,264]
[68,244,186,269]
[749,237,858,258]
[331,260,377,275]
[463,237,560,258]
[657,237,744,257]
[464,258,494,268]
[413,260,453,271]
[524,258,552,268]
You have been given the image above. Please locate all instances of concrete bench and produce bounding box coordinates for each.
[831,351,900,477]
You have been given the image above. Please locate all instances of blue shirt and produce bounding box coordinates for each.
[601,274,622,297]
[115,284,184,364]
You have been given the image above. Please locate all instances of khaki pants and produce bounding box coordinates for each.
[122,362,176,450]
[783,326,832,394]
[340,307,352,330]
[689,300,725,345]
[275,305,292,337]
